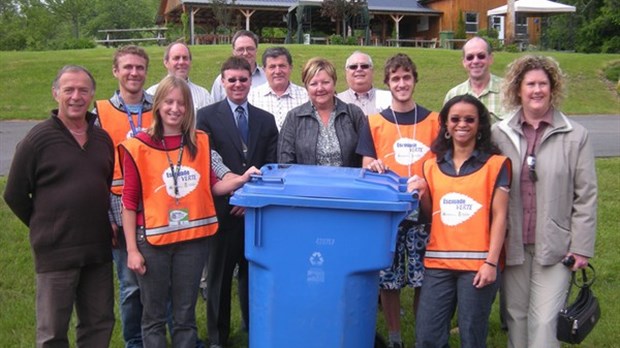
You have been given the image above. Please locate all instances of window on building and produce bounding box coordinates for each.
[465,12,478,33]
[516,15,528,37]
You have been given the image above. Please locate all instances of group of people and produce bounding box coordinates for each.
[3,30,597,348]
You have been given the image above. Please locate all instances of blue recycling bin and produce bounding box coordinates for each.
[230,164,417,348]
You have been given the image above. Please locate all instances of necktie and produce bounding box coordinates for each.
[236,105,248,144]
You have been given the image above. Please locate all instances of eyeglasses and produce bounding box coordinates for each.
[465,53,487,61]
[526,154,538,182]
[226,77,249,83]
[347,64,371,70]
[234,46,257,54]
[449,116,477,124]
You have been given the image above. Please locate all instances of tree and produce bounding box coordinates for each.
[544,0,620,53]
[320,0,365,37]
[210,0,237,34]
[45,0,93,39]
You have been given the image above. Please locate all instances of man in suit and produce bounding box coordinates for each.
[196,56,278,348]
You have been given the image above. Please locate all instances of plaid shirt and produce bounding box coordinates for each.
[444,74,505,123]
[248,82,308,130]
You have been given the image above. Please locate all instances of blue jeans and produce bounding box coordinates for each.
[415,268,499,348]
[136,234,208,348]
[113,233,144,348]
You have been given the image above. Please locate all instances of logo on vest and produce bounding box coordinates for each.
[393,138,430,165]
[162,165,201,198]
[439,192,482,226]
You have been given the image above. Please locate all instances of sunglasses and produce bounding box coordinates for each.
[526,154,538,182]
[347,64,371,70]
[465,53,487,61]
[449,116,477,124]
[226,77,249,83]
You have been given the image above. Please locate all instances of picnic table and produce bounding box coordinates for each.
[386,38,438,48]
[442,38,468,49]
[96,27,168,47]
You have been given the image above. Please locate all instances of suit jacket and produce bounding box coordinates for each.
[197,99,278,223]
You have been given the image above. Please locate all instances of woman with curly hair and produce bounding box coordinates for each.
[492,55,597,348]
[409,94,511,347]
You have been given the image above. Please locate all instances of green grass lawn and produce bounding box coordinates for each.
[1,158,618,347]
[0,44,619,120]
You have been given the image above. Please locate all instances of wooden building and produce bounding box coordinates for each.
[157,0,545,46]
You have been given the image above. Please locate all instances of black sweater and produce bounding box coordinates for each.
[3,111,114,272]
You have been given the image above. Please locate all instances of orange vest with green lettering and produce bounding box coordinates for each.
[368,111,440,177]
[95,100,154,196]
[423,155,508,271]
[120,132,218,246]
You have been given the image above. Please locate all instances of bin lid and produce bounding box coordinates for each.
[231,164,417,211]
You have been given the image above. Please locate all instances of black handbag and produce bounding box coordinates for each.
[557,264,601,344]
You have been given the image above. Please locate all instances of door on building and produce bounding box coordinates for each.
[490,15,504,40]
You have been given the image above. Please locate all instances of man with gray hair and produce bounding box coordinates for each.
[4,65,115,347]
[337,51,391,115]
[211,30,267,102]
[248,46,308,130]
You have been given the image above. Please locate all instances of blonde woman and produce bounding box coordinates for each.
[120,75,258,348]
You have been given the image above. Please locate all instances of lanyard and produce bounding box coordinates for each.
[162,135,185,205]
[391,105,418,177]
[117,93,143,137]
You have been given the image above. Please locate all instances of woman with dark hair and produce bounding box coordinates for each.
[119,75,258,348]
[410,94,511,347]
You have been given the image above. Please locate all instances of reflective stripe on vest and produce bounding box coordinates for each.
[145,216,218,237]
[96,100,153,196]
[367,111,440,177]
[423,155,508,271]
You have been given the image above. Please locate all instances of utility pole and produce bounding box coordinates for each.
[505,0,515,44]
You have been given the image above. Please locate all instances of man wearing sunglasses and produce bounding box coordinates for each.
[337,51,391,116]
[196,56,278,348]
[211,30,268,102]
[444,37,504,122]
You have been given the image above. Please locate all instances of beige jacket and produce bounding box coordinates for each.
[492,108,597,266]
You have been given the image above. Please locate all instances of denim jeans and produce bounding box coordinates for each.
[415,268,499,348]
[136,235,208,348]
[113,241,143,348]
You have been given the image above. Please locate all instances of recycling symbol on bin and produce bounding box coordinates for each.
[309,252,324,266]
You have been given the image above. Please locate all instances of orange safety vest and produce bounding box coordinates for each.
[368,110,440,177]
[423,155,509,271]
[119,132,218,246]
[95,100,154,196]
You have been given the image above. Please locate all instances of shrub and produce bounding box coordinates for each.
[345,36,358,45]
[60,38,97,50]
[329,34,344,45]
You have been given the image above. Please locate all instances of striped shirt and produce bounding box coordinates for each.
[337,87,392,116]
[444,74,504,123]
[248,82,308,130]
[147,78,214,114]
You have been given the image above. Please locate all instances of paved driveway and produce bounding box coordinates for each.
[1,115,619,176]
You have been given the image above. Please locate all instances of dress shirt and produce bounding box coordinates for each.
[248,82,308,130]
